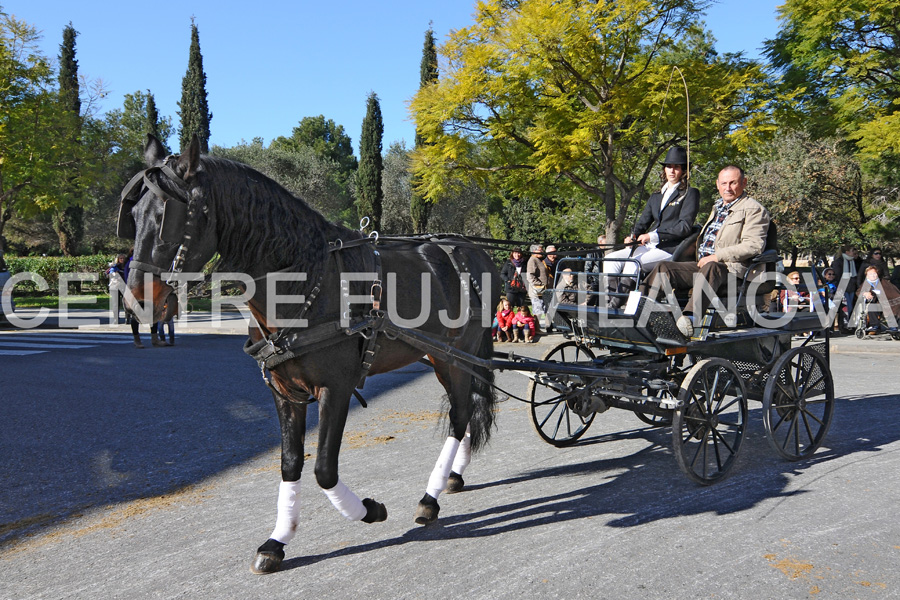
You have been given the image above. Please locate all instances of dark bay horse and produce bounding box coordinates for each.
[119,135,501,574]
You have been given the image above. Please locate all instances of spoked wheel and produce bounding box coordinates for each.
[762,346,835,460]
[635,389,674,427]
[672,358,748,485]
[528,341,597,447]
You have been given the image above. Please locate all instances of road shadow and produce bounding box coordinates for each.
[0,335,432,548]
[278,391,900,571]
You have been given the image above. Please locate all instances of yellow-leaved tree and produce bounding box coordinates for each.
[410,0,773,241]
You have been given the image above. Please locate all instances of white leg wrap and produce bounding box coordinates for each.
[322,479,367,521]
[270,480,302,544]
[426,437,461,499]
[450,427,472,476]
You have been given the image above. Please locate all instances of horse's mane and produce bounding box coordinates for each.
[194,155,362,277]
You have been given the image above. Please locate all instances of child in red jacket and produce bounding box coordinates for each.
[511,305,538,343]
[494,298,515,342]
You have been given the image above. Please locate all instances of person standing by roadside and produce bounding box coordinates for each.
[108,251,144,348]
[831,245,863,318]
[858,248,888,285]
[527,244,550,328]
[544,245,560,285]
[500,248,529,308]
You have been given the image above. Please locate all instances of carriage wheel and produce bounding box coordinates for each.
[635,389,674,427]
[672,358,748,485]
[528,341,597,447]
[762,346,835,461]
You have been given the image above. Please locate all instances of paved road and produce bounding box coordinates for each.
[1,327,899,599]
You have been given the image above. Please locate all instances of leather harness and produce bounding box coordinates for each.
[242,235,486,407]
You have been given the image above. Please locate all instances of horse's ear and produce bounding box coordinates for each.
[144,134,167,166]
[177,135,201,180]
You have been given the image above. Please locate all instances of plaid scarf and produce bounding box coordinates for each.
[698,197,738,258]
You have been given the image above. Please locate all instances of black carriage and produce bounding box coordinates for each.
[499,239,836,485]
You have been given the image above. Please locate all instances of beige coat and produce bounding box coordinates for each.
[696,194,771,277]
[527,255,549,294]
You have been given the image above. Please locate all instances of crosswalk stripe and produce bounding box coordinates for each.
[0,349,47,356]
[0,341,95,349]
[0,335,135,344]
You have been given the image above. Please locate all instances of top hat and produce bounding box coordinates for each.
[660,146,688,166]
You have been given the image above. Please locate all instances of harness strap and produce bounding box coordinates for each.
[357,249,383,388]
[129,260,166,275]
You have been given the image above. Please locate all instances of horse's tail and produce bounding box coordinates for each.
[468,326,497,453]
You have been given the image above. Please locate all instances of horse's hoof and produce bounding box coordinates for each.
[362,498,388,523]
[250,539,285,575]
[445,472,465,494]
[414,493,440,525]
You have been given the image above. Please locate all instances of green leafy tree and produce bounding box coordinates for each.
[747,131,869,262]
[107,90,174,161]
[0,13,68,255]
[410,0,773,242]
[270,115,358,220]
[212,138,354,224]
[76,90,174,251]
[272,115,358,172]
[381,141,412,233]
[357,92,384,231]
[410,26,438,233]
[178,21,212,152]
[765,0,900,182]
[52,22,84,256]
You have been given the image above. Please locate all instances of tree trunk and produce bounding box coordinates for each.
[53,205,84,256]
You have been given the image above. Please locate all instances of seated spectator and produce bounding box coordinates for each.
[779,271,811,311]
[511,305,538,343]
[820,268,837,299]
[641,165,770,337]
[857,265,900,328]
[556,268,584,304]
[493,298,515,342]
[603,146,699,308]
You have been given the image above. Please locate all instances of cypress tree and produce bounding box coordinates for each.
[58,23,80,116]
[145,90,165,147]
[177,21,212,152]
[357,92,384,232]
[411,26,438,234]
[53,22,84,256]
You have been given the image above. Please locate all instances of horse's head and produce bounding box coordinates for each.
[117,134,217,321]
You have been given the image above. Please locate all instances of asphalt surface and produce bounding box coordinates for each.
[1,315,899,599]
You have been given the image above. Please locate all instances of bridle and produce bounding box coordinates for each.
[117,156,196,284]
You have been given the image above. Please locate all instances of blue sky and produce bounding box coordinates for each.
[5,0,783,154]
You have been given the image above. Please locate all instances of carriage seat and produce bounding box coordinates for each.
[669,224,701,262]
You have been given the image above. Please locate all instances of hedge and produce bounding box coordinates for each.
[5,255,116,294]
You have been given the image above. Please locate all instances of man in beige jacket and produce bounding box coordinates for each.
[643,165,771,335]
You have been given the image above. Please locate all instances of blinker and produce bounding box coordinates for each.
[160,198,188,243]
[116,201,136,239]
